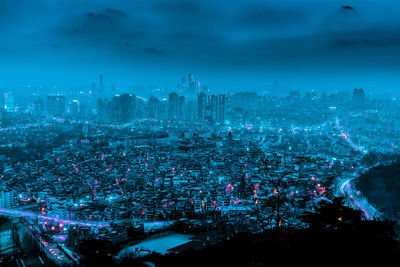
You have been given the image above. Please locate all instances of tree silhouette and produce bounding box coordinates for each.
[303,197,362,230]
[122,197,400,266]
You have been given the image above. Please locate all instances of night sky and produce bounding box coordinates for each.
[1,0,400,93]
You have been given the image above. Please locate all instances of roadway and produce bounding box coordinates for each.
[337,167,380,220]
[0,207,110,227]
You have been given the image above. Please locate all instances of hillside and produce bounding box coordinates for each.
[357,161,400,219]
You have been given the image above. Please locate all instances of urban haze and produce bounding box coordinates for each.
[1,1,400,266]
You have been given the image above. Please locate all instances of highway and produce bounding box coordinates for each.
[0,207,110,227]
[338,167,379,220]
[0,207,109,265]
[334,119,379,220]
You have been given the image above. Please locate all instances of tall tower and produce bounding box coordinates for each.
[188,74,195,93]
[188,74,194,86]
[217,94,227,123]
[148,96,160,119]
[197,92,207,122]
[178,95,185,121]
[120,94,134,123]
[47,95,66,117]
[168,92,179,120]
[99,73,104,97]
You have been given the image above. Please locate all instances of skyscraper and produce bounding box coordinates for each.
[353,88,365,104]
[135,97,145,119]
[208,94,218,124]
[91,83,96,96]
[148,96,160,119]
[217,94,227,123]
[108,94,134,124]
[185,100,195,121]
[0,190,15,209]
[158,99,168,121]
[181,77,186,92]
[105,99,112,124]
[168,92,179,120]
[97,98,105,124]
[111,95,121,123]
[197,92,207,122]
[188,74,195,91]
[120,94,134,123]
[2,92,15,112]
[98,97,113,124]
[178,95,185,121]
[99,73,104,97]
[47,95,66,117]
[34,98,45,117]
[70,100,80,120]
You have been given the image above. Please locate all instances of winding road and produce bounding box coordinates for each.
[338,167,379,220]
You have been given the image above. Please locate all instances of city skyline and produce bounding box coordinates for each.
[2,1,400,266]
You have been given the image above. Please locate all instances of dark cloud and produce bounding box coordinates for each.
[335,39,389,47]
[1,0,400,90]
[150,0,225,37]
[86,8,127,19]
[342,5,354,10]
[152,1,201,13]
[319,4,363,33]
[105,8,127,17]
[117,42,131,47]
[330,27,400,48]
[52,7,149,48]
[334,40,357,46]
[144,47,166,55]
[235,5,307,28]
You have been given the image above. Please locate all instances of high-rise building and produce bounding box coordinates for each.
[159,99,168,121]
[181,77,187,92]
[178,95,185,121]
[47,95,66,117]
[197,93,207,122]
[188,74,195,91]
[111,95,121,123]
[109,94,134,124]
[131,94,136,120]
[0,190,15,209]
[231,92,258,109]
[34,98,45,116]
[135,97,145,119]
[185,100,196,121]
[204,105,213,125]
[70,100,80,120]
[97,98,105,124]
[208,94,218,124]
[168,92,179,120]
[91,83,96,96]
[217,94,227,123]
[353,88,365,104]
[99,73,104,97]
[120,94,134,123]
[148,96,160,119]
[3,92,15,112]
[103,99,113,123]
[98,98,112,124]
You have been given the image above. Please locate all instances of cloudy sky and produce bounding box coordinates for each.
[1,0,400,93]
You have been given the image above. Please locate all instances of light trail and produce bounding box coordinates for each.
[0,208,109,227]
[341,178,373,220]
[338,169,376,221]
[339,130,367,154]
[334,119,378,220]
